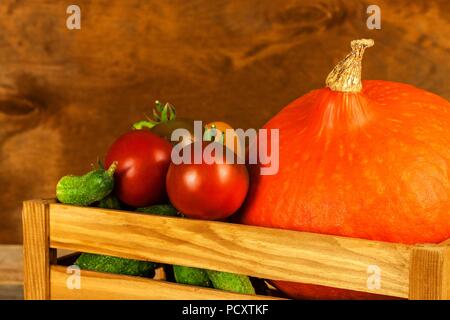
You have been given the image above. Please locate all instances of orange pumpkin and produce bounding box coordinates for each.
[239,39,450,299]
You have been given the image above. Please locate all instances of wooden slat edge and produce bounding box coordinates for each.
[49,203,412,298]
[50,265,280,300]
[409,243,450,300]
[444,242,450,299]
[22,200,56,300]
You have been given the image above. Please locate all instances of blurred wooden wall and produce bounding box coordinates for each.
[0,0,448,243]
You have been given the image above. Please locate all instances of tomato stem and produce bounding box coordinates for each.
[132,101,176,130]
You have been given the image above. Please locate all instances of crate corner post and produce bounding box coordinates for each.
[22,199,56,300]
[408,240,450,300]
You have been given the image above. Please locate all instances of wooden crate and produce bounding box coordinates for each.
[22,199,450,300]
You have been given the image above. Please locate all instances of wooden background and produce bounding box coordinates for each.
[0,0,449,243]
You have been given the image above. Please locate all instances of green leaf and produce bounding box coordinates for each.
[133,100,177,129]
[153,108,161,122]
[155,100,163,112]
[161,104,169,122]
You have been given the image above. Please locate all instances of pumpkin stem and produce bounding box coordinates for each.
[326,39,374,93]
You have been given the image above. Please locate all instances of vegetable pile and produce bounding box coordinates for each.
[55,101,256,295]
[55,39,450,300]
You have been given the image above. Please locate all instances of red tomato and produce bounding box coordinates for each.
[166,142,249,220]
[105,130,172,207]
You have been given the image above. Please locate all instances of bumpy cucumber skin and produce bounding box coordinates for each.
[206,270,255,294]
[98,194,121,209]
[75,253,156,277]
[136,204,181,217]
[173,265,212,287]
[56,163,117,206]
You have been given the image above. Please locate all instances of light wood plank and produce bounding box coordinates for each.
[49,203,412,298]
[22,200,56,300]
[50,265,278,300]
[0,245,23,285]
[409,243,450,300]
[0,285,23,300]
[0,245,23,300]
[444,244,450,299]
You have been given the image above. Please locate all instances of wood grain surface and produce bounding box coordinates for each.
[1,0,449,243]
[50,265,280,300]
[49,203,412,298]
[409,244,450,299]
[0,244,78,300]
[0,245,23,300]
[0,245,22,285]
[22,200,56,299]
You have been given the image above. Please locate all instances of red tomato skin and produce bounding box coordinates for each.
[166,148,249,220]
[105,130,172,207]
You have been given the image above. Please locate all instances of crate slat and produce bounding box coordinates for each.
[50,265,279,300]
[49,204,412,298]
[409,244,450,299]
[22,200,56,300]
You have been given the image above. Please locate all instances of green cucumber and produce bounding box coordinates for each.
[136,204,181,217]
[56,162,117,206]
[206,270,255,294]
[75,253,156,277]
[173,265,212,287]
[98,194,121,209]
